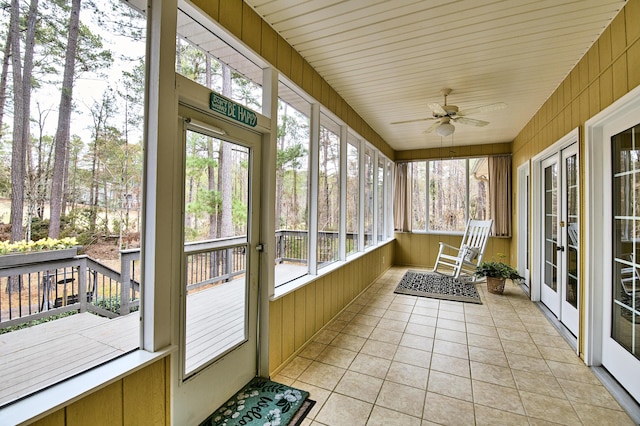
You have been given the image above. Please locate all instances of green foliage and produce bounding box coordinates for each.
[475,254,523,281]
[94,295,139,315]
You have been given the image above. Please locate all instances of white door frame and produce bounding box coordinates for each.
[585,84,640,369]
[531,128,580,304]
[517,161,530,288]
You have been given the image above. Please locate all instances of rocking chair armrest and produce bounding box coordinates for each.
[437,242,461,252]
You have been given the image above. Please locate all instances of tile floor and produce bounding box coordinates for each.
[272,267,637,425]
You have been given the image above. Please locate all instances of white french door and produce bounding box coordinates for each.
[603,118,640,402]
[173,104,262,425]
[540,144,579,336]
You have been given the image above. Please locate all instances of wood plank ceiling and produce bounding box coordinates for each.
[243,0,626,151]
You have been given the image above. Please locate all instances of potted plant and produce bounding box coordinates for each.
[474,255,523,295]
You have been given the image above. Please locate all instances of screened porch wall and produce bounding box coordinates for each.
[511,0,640,355]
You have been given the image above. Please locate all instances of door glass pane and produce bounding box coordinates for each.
[566,154,579,308]
[364,148,374,247]
[377,157,385,242]
[544,163,558,291]
[183,129,250,376]
[611,124,640,361]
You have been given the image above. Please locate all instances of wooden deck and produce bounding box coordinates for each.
[0,262,309,405]
[0,279,246,406]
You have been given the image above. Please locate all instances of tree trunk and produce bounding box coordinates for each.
[217,65,233,238]
[49,0,82,238]
[0,31,11,140]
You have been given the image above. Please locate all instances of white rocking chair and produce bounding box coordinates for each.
[433,219,493,281]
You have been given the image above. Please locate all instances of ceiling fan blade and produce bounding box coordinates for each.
[453,116,490,127]
[390,117,436,125]
[457,102,507,116]
[427,102,447,116]
[423,120,442,134]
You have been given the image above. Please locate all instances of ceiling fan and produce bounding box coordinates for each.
[391,89,507,137]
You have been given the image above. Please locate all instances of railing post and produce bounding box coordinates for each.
[78,257,87,313]
[225,247,232,282]
[120,252,131,315]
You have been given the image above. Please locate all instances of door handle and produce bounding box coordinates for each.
[556,246,565,252]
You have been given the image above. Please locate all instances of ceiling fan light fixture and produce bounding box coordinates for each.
[436,121,455,137]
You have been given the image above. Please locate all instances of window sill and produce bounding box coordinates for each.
[271,239,395,300]
[0,346,176,426]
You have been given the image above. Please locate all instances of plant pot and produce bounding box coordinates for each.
[486,276,506,294]
[0,247,80,269]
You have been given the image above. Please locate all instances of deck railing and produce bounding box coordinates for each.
[275,230,358,264]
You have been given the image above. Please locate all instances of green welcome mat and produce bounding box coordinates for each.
[200,377,314,426]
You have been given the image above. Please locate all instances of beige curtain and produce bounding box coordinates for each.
[394,162,412,232]
[488,155,512,237]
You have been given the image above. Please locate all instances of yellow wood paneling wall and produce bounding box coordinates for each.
[510,0,640,352]
[269,243,395,374]
[393,142,513,267]
[190,0,395,160]
[29,359,169,426]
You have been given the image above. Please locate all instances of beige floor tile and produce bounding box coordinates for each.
[341,323,375,339]
[412,306,439,318]
[439,301,464,313]
[349,353,392,379]
[545,360,602,385]
[435,327,467,344]
[314,329,339,344]
[291,381,332,420]
[392,346,431,369]
[519,390,580,425]
[375,381,425,418]
[557,378,623,410]
[317,346,358,369]
[400,333,434,352]
[270,374,294,385]
[472,380,525,415]
[427,370,473,402]
[415,299,439,310]
[473,404,529,425]
[468,346,509,367]
[466,333,503,351]
[297,361,346,390]
[369,327,403,345]
[430,352,470,378]
[496,327,534,344]
[465,313,495,326]
[437,310,465,322]
[326,319,348,332]
[330,333,367,352]
[352,313,382,327]
[315,393,373,426]
[466,322,499,338]
[432,339,469,359]
[300,341,328,360]
[376,318,407,332]
[338,311,357,322]
[368,300,392,310]
[388,302,414,313]
[505,352,552,375]
[522,322,558,335]
[511,369,565,398]
[360,306,387,317]
[334,370,383,403]
[383,310,411,322]
[404,323,435,338]
[530,332,569,348]
[409,313,438,326]
[279,356,313,379]
[367,405,421,426]
[536,344,582,364]
[360,339,398,360]
[470,361,516,388]
[385,361,430,390]
[393,294,417,305]
[571,401,636,425]
[436,318,466,332]
[500,339,541,357]
[422,391,475,425]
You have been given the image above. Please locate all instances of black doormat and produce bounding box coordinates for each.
[199,377,313,426]
[394,270,482,304]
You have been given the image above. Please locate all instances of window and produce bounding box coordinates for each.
[176,9,263,115]
[0,0,145,405]
[318,115,340,267]
[276,83,310,285]
[346,137,360,255]
[364,148,375,247]
[377,157,385,242]
[412,157,490,232]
